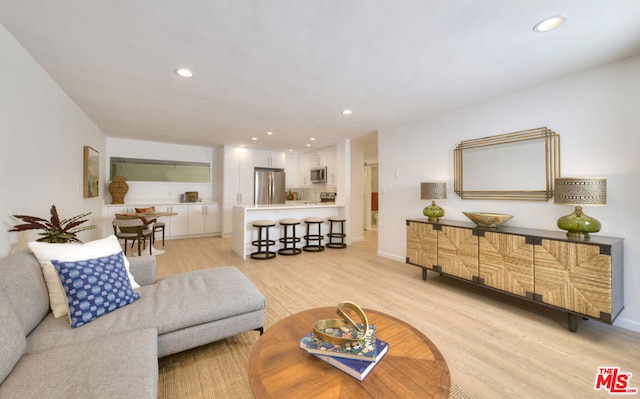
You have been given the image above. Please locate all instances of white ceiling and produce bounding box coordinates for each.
[2,1,640,154]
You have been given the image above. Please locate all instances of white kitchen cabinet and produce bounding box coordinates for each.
[103,206,135,236]
[323,146,337,187]
[104,204,222,239]
[221,204,234,237]
[285,153,298,187]
[297,151,312,187]
[308,147,333,167]
[157,205,189,237]
[188,206,201,235]
[188,203,220,235]
[105,206,135,219]
[295,146,337,187]
[223,146,254,205]
[222,146,255,236]
[204,204,220,234]
[254,149,286,169]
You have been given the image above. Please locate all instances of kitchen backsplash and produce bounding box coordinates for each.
[286,187,336,202]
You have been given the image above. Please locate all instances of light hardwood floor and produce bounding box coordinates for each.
[156,231,640,399]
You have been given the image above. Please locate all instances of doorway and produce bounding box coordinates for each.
[364,163,378,231]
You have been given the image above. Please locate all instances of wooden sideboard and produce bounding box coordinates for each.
[406,218,624,332]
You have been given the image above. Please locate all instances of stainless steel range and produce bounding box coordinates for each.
[320,192,336,203]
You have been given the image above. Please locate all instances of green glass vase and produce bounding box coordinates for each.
[557,206,601,238]
[423,200,444,222]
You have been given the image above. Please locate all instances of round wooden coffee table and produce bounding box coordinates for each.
[248,307,450,398]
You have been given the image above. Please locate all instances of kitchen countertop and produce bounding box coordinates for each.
[238,203,340,211]
[104,201,218,206]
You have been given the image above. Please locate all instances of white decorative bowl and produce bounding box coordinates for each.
[463,212,513,228]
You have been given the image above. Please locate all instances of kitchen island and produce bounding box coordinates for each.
[232,204,345,259]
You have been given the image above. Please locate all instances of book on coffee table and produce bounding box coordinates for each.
[315,338,389,381]
[299,324,377,362]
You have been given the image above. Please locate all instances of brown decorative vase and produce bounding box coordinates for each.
[109,175,129,204]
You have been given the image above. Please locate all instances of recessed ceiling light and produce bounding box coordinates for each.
[306,144,311,147]
[533,15,567,32]
[342,109,353,115]
[251,137,258,141]
[310,138,316,141]
[266,131,273,135]
[175,68,194,78]
[288,149,293,152]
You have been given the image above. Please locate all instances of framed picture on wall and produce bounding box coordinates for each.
[83,146,99,198]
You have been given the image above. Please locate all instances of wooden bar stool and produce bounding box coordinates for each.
[251,220,277,260]
[326,216,347,249]
[303,217,324,252]
[278,218,302,256]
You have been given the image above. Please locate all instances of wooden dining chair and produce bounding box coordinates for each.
[152,222,165,246]
[112,215,153,256]
[135,206,165,246]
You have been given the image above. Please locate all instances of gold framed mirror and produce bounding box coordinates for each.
[454,127,560,200]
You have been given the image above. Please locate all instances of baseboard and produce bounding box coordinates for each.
[376,251,405,263]
[613,316,640,333]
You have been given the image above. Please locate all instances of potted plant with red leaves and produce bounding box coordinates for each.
[8,205,96,243]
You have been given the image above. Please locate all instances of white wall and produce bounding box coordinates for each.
[0,25,106,257]
[348,139,365,243]
[105,137,217,204]
[378,55,640,332]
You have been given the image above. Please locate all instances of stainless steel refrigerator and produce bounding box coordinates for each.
[254,167,286,205]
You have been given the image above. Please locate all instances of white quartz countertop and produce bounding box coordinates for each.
[237,203,341,211]
[104,201,218,206]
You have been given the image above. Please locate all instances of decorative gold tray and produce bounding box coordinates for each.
[463,212,513,228]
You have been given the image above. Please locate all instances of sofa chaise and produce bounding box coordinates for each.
[0,243,266,398]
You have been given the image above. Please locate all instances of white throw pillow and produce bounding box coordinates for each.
[28,235,140,318]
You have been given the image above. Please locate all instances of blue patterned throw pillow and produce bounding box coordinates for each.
[52,252,140,328]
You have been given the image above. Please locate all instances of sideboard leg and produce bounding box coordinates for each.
[422,268,427,280]
[568,314,578,332]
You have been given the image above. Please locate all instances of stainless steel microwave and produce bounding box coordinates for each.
[310,166,327,183]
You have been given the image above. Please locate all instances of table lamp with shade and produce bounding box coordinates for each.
[421,182,446,221]
[553,177,606,239]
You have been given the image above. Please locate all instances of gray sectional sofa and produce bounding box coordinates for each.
[0,249,266,398]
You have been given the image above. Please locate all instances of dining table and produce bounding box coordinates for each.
[133,211,178,255]
[134,211,178,223]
